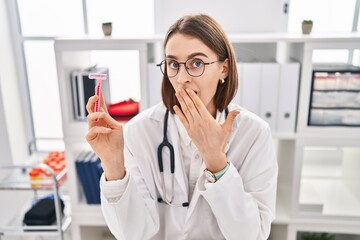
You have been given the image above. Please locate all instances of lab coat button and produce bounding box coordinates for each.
[195,154,200,159]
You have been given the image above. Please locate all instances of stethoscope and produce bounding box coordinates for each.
[157,107,229,207]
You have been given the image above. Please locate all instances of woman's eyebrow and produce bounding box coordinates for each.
[188,52,208,59]
[165,55,177,60]
[165,52,209,60]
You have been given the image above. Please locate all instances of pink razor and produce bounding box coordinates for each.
[88,73,107,112]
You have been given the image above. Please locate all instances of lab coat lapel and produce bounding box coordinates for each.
[168,114,189,201]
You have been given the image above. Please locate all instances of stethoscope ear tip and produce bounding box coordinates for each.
[182,202,189,207]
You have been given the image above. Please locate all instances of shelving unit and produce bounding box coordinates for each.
[54,37,159,240]
[0,152,71,239]
[54,32,360,240]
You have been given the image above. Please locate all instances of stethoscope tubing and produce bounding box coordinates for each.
[157,107,229,207]
[157,110,175,174]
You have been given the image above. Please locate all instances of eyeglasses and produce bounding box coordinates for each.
[156,58,222,78]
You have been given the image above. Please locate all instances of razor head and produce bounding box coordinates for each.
[88,73,108,80]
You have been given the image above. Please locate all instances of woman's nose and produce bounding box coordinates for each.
[176,65,191,84]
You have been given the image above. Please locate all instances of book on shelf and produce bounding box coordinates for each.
[75,151,103,204]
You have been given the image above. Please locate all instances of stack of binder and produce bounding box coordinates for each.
[75,151,103,204]
[234,61,300,134]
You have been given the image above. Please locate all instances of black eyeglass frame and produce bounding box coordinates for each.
[156,58,223,78]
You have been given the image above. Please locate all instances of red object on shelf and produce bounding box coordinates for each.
[108,98,139,121]
[29,168,41,177]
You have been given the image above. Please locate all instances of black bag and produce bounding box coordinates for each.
[23,198,65,226]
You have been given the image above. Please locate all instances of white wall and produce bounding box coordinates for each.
[0,0,35,227]
[0,78,12,168]
[154,0,289,34]
[0,0,28,165]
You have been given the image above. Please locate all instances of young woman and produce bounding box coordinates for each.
[86,14,278,240]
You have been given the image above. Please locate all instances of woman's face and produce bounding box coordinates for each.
[164,33,228,116]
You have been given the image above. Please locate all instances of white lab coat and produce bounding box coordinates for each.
[101,103,278,240]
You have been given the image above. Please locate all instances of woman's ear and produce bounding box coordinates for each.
[221,58,229,79]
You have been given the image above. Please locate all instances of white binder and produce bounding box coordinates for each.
[277,62,300,133]
[260,63,280,131]
[240,62,261,115]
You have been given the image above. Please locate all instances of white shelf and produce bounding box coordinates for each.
[55,32,360,44]
[1,196,72,236]
[0,163,71,239]
[299,178,360,217]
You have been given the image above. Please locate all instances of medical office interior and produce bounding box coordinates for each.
[0,0,360,239]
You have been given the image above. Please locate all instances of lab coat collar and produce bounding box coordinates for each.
[148,103,167,122]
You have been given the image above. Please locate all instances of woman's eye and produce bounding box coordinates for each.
[168,61,179,69]
[191,60,203,68]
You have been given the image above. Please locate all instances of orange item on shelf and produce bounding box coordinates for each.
[28,168,41,188]
[35,150,67,186]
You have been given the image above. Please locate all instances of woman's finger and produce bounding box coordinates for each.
[101,112,121,128]
[178,88,201,120]
[100,90,108,113]
[185,89,209,118]
[175,89,194,123]
[87,112,104,123]
[86,95,98,114]
[87,88,108,114]
[87,112,120,129]
[222,110,240,134]
[173,105,189,129]
[86,126,112,142]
